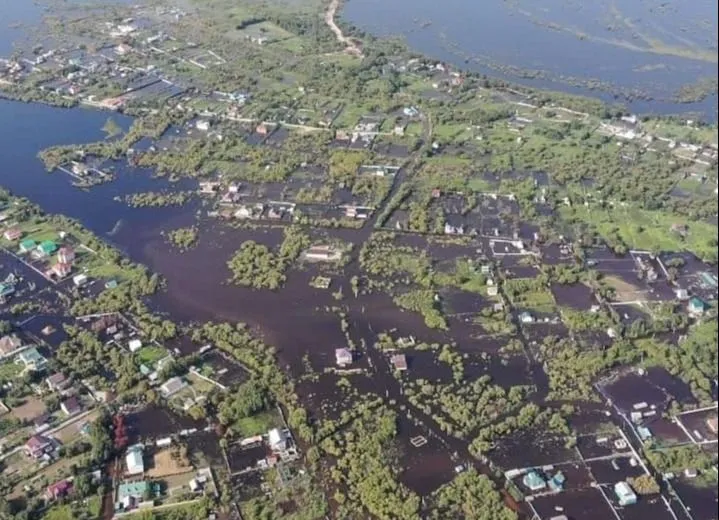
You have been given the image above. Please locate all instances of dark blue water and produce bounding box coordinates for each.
[343,0,718,118]
[0,100,194,247]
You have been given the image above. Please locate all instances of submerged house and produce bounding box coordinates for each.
[125,445,145,475]
[688,297,707,315]
[391,354,408,371]
[614,481,637,506]
[522,470,546,492]
[335,348,352,367]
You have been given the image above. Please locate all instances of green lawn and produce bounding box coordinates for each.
[234,409,282,437]
[560,205,718,259]
[0,361,22,383]
[135,345,170,366]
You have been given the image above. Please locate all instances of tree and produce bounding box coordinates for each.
[431,469,516,520]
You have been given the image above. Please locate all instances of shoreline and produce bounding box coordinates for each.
[336,0,718,122]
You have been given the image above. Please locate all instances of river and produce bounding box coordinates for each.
[342,0,718,119]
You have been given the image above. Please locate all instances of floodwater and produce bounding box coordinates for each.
[0,98,530,501]
[342,0,718,119]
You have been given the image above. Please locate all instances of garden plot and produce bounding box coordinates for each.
[193,349,249,390]
[125,405,204,443]
[673,405,719,445]
[596,367,697,421]
[394,415,456,496]
[526,487,618,520]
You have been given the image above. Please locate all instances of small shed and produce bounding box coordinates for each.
[73,274,88,287]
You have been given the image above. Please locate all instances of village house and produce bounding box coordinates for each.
[674,288,689,301]
[519,311,534,324]
[614,481,638,506]
[61,396,82,416]
[35,240,58,258]
[51,262,72,279]
[15,347,47,371]
[522,470,546,492]
[3,227,22,241]
[268,428,288,452]
[128,338,143,353]
[45,479,73,501]
[0,334,22,357]
[444,222,465,235]
[196,119,211,132]
[24,434,54,459]
[688,297,707,316]
[34,413,50,433]
[46,372,70,392]
[0,281,16,302]
[19,238,36,253]
[116,480,151,511]
[255,123,269,136]
[125,444,145,475]
[57,246,75,264]
[267,207,283,220]
[335,348,352,367]
[199,181,221,194]
[305,245,336,262]
[73,274,88,287]
[160,376,187,397]
[391,354,408,371]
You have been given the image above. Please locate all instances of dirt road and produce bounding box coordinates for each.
[325,0,363,57]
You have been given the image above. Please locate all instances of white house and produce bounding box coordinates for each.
[268,428,287,451]
[196,120,211,131]
[125,445,144,475]
[128,339,143,353]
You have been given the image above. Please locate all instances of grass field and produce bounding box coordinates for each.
[560,205,717,260]
[0,361,22,384]
[136,345,170,366]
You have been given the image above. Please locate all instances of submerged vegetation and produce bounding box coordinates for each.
[165,226,199,250]
[227,226,309,289]
[123,191,193,207]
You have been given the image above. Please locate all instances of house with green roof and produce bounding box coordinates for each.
[117,480,150,501]
[522,470,546,492]
[19,239,36,253]
[0,283,15,298]
[116,480,152,511]
[688,297,707,315]
[36,240,58,258]
[15,347,47,371]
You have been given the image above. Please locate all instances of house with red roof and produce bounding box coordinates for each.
[57,247,75,264]
[24,434,54,459]
[3,228,22,241]
[52,262,72,279]
[46,479,73,501]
